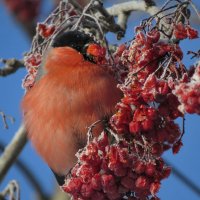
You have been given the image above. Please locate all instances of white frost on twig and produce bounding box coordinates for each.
[0,180,20,200]
[106,0,160,30]
[106,1,160,16]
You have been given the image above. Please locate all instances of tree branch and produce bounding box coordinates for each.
[0,180,20,200]
[0,142,49,200]
[166,160,200,196]
[106,0,160,31]
[0,111,15,129]
[0,59,24,77]
[0,124,27,183]
[67,0,160,39]
[106,0,159,16]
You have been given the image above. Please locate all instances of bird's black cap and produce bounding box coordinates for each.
[52,30,95,56]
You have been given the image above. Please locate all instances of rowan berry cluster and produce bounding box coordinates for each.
[174,64,200,114]
[63,132,170,200]
[63,13,199,200]
[22,2,78,90]
[37,24,56,38]
[3,0,40,22]
[23,53,41,89]
[173,22,198,40]
[111,28,186,153]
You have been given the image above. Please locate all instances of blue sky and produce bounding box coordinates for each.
[0,1,200,200]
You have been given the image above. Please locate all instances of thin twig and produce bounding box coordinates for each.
[68,0,83,12]
[160,56,173,79]
[189,0,200,21]
[72,0,95,30]
[0,59,24,77]
[106,127,120,143]
[187,50,200,59]
[87,119,103,143]
[0,180,20,200]
[0,111,15,129]
[180,115,185,140]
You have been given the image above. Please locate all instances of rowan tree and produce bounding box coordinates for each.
[0,0,200,200]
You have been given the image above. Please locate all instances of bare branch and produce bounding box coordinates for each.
[87,119,103,143]
[0,180,20,200]
[0,142,49,200]
[0,124,27,183]
[187,49,200,59]
[106,0,160,31]
[0,111,15,129]
[68,0,83,12]
[0,59,24,77]
[68,0,159,39]
[189,0,200,21]
[166,160,200,196]
[106,0,160,15]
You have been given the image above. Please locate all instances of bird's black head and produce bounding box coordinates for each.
[51,30,96,62]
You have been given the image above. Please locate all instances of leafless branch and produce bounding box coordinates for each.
[0,142,49,200]
[106,0,159,16]
[0,180,20,200]
[0,59,24,77]
[68,0,160,39]
[189,0,200,21]
[68,0,83,12]
[0,111,15,129]
[187,50,200,59]
[106,0,160,31]
[0,124,27,183]
[166,160,200,196]
[86,119,103,143]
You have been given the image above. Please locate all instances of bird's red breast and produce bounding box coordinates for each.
[22,47,122,175]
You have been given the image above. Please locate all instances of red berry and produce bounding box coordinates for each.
[142,119,153,131]
[172,140,183,154]
[162,167,171,179]
[173,22,187,39]
[134,160,146,174]
[145,163,156,176]
[62,177,82,194]
[150,182,160,195]
[91,192,107,200]
[121,176,135,190]
[91,174,102,191]
[151,143,163,156]
[129,121,141,134]
[113,165,127,177]
[186,25,199,39]
[101,174,115,192]
[146,29,160,44]
[81,183,94,198]
[135,176,150,189]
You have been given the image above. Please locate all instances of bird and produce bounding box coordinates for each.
[21,30,122,185]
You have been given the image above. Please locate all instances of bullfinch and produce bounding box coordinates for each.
[22,30,122,185]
